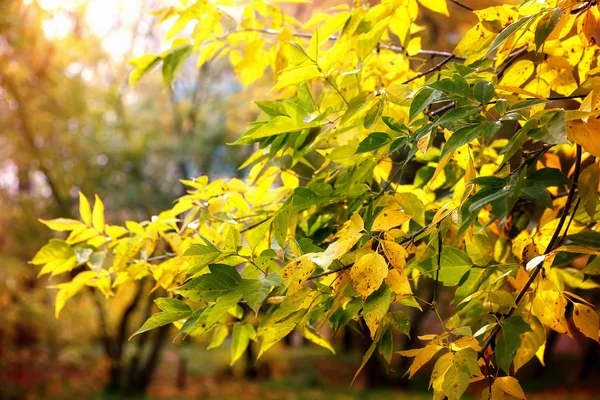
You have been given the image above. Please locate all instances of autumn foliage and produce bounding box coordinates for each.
[32,0,600,398]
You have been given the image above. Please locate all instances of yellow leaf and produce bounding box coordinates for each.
[514,317,545,373]
[382,240,408,271]
[577,7,600,46]
[39,218,85,232]
[372,207,411,232]
[540,56,578,96]
[386,269,412,295]
[417,0,449,17]
[272,64,321,91]
[495,376,526,399]
[567,117,600,157]
[398,343,443,379]
[92,195,105,232]
[281,254,317,294]
[79,192,92,226]
[532,290,570,335]
[573,303,600,342]
[499,60,535,87]
[350,252,388,299]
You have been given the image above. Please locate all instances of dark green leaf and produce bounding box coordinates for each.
[434,106,480,127]
[535,8,561,50]
[496,316,531,373]
[525,168,569,188]
[473,80,494,104]
[356,132,392,153]
[173,264,242,302]
[364,99,383,128]
[382,116,409,134]
[409,88,442,122]
[567,231,600,248]
[387,310,411,338]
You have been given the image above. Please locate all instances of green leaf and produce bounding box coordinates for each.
[495,99,508,115]
[274,207,292,248]
[231,323,257,365]
[535,8,561,50]
[454,267,489,306]
[239,276,279,313]
[529,110,568,145]
[468,186,512,213]
[567,231,600,248]
[487,16,533,56]
[364,99,383,128]
[131,311,191,339]
[257,310,303,358]
[520,186,553,208]
[428,75,469,98]
[583,256,600,275]
[183,242,222,271]
[409,88,442,122]
[434,106,480,128]
[173,264,242,302]
[387,311,411,338]
[364,284,392,339]
[207,325,229,350]
[382,116,409,134]
[418,247,473,286]
[468,176,507,188]
[441,122,501,157]
[155,298,192,313]
[356,132,392,153]
[524,168,568,188]
[473,80,494,104]
[162,44,192,84]
[442,364,470,400]
[379,326,393,364]
[496,316,532,373]
[204,290,243,330]
[341,92,371,125]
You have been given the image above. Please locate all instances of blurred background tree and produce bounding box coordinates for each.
[0,0,251,397]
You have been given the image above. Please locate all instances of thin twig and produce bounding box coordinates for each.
[431,223,443,307]
[450,0,475,12]
[402,55,455,84]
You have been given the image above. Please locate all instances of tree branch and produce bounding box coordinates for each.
[211,27,465,59]
[402,55,455,84]
[478,144,583,359]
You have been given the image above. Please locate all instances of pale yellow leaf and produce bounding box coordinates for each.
[382,240,408,271]
[573,303,600,342]
[373,207,411,232]
[495,376,526,399]
[350,252,388,299]
[92,195,105,232]
[386,269,412,295]
[79,192,92,226]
